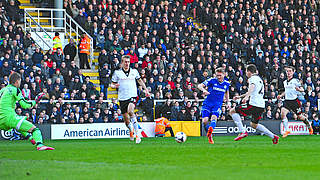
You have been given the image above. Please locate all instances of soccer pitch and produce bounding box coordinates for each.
[0,136,319,180]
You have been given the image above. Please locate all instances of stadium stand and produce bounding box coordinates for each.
[0,0,319,124]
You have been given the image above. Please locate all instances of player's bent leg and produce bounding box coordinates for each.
[251,122,279,144]
[230,107,248,141]
[201,109,211,132]
[202,116,213,144]
[128,103,141,144]
[207,115,218,144]
[12,116,35,145]
[28,127,54,151]
[15,117,54,150]
[281,107,291,138]
[298,114,313,135]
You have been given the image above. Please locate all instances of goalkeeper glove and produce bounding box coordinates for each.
[35,92,45,104]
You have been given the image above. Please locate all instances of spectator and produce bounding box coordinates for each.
[21,83,31,100]
[79,33,91,69]
[96,30,105,50]
[312,114,320,135]
[63,38,77,62]
[49,106,61,124]
[93,111,103,123]
[5,0,21,23]
[178,106,191,121]
[98,49,109,68]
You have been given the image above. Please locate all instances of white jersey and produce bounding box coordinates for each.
[284,78,300,100]
[248,75,265,108]
[112,68,140,101]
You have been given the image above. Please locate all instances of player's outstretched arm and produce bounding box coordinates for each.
[224,90,231,108]
[137,78,150,97]
[14,88,36,109]
[295,86,304,92]
[198,83,210,95]
[277,91,285,99]
[224,90,230,102]
[242,83,256,103]
[110,82,120,89]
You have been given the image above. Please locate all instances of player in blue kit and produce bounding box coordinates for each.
[198,68,230,144]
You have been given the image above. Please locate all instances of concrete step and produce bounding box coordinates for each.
[19,0,31,3]
[89,79,100,84]
[30,24,54,28]
[27,12,43,16]
[82,69,99,77]
[20,5,36,9]
[30,19,50,23]
[81,69,98,73]
[107,87,117,93]
[107,94,118,99]
[82,72,99,77]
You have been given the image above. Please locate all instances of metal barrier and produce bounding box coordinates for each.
[38,99,112,103]
[65,12,94,67]
[24,10,52,50]
[24,8,94,65]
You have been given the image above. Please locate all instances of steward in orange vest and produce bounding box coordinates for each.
[155,117,174,137]
[78,33,91,69]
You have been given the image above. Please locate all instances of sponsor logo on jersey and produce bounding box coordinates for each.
[212,87,226,92]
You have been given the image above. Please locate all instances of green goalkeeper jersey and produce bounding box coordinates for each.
[0,84,35,119]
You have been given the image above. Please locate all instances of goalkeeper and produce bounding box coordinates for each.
[0,72,54,151]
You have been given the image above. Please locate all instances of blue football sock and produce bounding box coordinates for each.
[210,120,216,130]
[205,123,210,132]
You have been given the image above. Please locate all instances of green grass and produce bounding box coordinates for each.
[0,136,320,180]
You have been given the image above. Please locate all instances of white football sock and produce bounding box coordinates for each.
[282,118,289,132]
[232,113,246,133]
[256,124,274,139]
[126,122,133,132]
[130,116,140,137]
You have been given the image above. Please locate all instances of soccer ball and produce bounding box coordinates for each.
[175,132,187,143]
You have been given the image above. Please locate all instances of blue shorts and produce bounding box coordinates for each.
[201,104,222,119]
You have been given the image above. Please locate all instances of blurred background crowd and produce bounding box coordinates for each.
[0,0,319,125]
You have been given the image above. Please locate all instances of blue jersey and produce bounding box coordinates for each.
[202,78,230,107]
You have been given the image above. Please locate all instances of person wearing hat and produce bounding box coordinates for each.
[99,63,111,97]
[155,117,174,137]
[63,38,76,62]
[178,106,192,121]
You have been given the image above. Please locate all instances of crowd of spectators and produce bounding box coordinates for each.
[0,0,320,124]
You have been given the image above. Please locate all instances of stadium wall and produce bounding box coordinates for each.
[0,120,312,140]
[212,120,281,136]
[0,124,51,140]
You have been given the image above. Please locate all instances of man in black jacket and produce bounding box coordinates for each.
[178,106,192,121]
[99,63,111,97]
[98,49,109,68]
[63,38,77,62]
